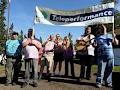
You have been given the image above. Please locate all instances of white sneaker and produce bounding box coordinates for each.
[96,83,102,88]
[107,83,112,88]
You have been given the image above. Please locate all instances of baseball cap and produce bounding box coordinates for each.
[12,31,18,36]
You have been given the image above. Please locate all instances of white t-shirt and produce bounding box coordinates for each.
[23,38,40,59]
[44,41,54,51]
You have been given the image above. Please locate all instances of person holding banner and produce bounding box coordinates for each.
[76,26,95,81]
[22,28,42,88]
[53,34,64,76]
[95,24,119,88]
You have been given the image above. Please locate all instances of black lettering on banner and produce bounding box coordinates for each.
[50,8,114,23]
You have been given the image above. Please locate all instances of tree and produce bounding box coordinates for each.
[0,0,7,51]
[115,10,120,29]
[18,30,24,41]
[101,0,118,4]
[39,36,43,44]
[68,32,73,44]
[9,23,14,36]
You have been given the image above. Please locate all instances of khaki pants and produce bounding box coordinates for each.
[5,56,22,83]
[42,52,54,72]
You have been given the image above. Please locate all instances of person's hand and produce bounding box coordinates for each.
[102,24,107,34]
[112,33,116,38]
[31,36,34,39]
[31,39,37,45]
[27,38,32,44]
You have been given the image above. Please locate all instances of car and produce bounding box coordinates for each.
[0,53,6,65]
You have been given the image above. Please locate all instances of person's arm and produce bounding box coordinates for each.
[31,40,42,49]
[102,24,107,34]
[91,35,97,47]
[112,33,119,45]
[22,38,30,48]
[42,40,48,47]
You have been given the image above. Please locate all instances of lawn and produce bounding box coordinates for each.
[0,64,120,75]
[113,66,120,72]
[0,65,4,74]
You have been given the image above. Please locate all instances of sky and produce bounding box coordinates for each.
[5,0,120,42]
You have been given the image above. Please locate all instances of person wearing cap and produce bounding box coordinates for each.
[22,28,42,87]
[5,31,22,86]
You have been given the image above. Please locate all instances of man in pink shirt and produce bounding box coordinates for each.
[22,28,42,88]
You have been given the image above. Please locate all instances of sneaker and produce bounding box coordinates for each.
[21,82,28,88]
[86,77,90,80]
[5,82,10,86]
[76,77,83,82]
[96,83,102,88]
[33,82,38,87]
[12,82,17,86]
[107,83,112,88]
[38,75,42,80]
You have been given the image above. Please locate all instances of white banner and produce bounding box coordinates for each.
[35,2,114,26]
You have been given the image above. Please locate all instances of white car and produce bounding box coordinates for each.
[0,53,6,65]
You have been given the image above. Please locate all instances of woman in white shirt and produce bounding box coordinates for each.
[76,26,95,81]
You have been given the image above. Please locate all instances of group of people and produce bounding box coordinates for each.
[4,24,119,88]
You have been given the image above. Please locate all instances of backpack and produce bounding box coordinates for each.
[6,40,22,56]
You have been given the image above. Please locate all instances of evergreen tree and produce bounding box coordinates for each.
[18,30,24,41]
[39,36,43,44]
[0,0,7,51]
[9,23,14,36]
[68,32,73,44]
[101,0,118,4]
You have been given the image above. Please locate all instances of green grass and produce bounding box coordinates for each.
[0,64,120,75]
[92,65,120,72]
[113,66,120,72]
[0,65,4,74]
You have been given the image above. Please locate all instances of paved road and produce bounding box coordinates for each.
[0,62,112,90]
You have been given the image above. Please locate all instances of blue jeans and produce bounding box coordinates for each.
[96,57,113,85]
[24,58,38,84]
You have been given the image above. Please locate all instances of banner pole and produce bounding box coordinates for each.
[112,23,114,34]
[7,0,11,39]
